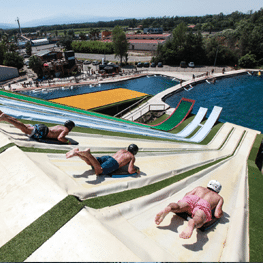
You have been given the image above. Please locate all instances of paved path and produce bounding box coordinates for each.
[75,52,152,63]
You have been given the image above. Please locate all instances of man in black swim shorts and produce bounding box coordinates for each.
[0,110,75,144]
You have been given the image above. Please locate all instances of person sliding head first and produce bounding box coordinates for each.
[66,144,140,176]
[0,110,75,144]
[155,180,224,239]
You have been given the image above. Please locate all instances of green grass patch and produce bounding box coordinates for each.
[247,133,263,262]
[169,114,196,134]
[0,195,83,262]
[0,143,16,153]
[18,146,68,154]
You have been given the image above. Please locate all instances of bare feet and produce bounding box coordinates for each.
[155,206,172,225]
[66,148,79,159]
[179,220,195,239]
[0,111,5,121]
[77,148,91,158]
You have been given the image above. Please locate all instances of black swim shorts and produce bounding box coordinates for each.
[29,124,49,140]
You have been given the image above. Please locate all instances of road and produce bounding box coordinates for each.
[29,44,152,63]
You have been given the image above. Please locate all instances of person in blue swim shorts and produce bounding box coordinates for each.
[66,144,140,176]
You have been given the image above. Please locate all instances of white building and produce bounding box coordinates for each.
[0,65,19,82]
[102,33,171,51]
[31,38,49,46]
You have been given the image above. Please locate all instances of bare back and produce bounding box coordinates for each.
[112,149,134,167]
[47,125,69,141]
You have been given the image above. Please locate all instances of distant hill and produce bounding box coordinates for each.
[0,23,17,29]
[20,14,127,28]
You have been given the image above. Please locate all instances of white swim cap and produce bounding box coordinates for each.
[207,180,222,193]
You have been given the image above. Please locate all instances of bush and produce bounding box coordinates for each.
[72,41,114,54]
[238,52,258,68]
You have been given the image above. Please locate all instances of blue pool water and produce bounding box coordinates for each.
[19,74,263,133]
[165,74,263,133]
[20,76,177,100]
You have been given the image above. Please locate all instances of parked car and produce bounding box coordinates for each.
[137,62,143,68]
[84,60,91,65]
[144,62,150,67]
[157,62,163,67]
[151,62,156,67]
[188,62,195,68]
[92,60,100,65]
[180,61,187,68]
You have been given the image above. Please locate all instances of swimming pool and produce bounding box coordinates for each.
[19,76,178,100]
[165,74,263,133]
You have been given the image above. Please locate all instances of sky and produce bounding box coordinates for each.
[1,0,262,27]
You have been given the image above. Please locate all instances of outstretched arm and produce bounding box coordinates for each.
[214,198,224,218]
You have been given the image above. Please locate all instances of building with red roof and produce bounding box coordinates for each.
[102,33,171,51]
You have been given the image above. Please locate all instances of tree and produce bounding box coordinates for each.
[172,22,187,48]
[68,29,75,38]
[79,32,87,40]
[0,41,7,64]
[3,52,24,69]
[202,22,214,34]
[29,55,43,77]
[89,28,100,40]
[25,41,32,56]
[112,25,129,65]
[8,43,17,52]
[59,36,73,51]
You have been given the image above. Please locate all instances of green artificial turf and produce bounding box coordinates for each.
[0,143,16,154]
[0,195,83,262]
[0,129,244,262]
[169,114,196,133]
[151,100,194,131]
[247,134,263,262]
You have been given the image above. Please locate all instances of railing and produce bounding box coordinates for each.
[114,96,148,118]
[129,103,167,121]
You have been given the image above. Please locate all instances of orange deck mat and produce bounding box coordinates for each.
[50,88,148,110]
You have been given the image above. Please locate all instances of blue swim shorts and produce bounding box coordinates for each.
[96,155,119,175]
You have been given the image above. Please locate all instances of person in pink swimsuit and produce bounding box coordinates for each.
[155,180,224,239]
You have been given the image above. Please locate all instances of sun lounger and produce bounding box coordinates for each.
[188,106,223,143]
[175,107,208,137]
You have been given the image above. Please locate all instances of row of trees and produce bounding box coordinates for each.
[2,9,256,36]
[153,8,263,68]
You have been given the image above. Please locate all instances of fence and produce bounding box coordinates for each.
[125,103,167,122]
